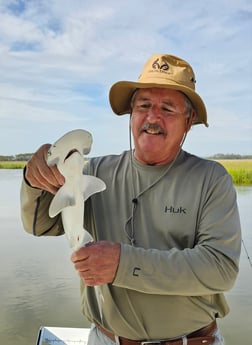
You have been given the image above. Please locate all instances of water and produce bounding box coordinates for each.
[0,170,89,345]
[0,170,251,345]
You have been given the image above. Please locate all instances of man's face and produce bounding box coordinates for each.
[131,88,192,165]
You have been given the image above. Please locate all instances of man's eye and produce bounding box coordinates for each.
[136,103,151,110]
[162,106,172,112]
[162,107,176,115]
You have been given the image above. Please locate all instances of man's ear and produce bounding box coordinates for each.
[186,109,196,132]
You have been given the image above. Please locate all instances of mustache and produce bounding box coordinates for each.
[139,123,167,135]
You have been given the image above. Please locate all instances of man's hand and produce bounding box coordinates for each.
[25,144,65,194]
[71,241,121,286]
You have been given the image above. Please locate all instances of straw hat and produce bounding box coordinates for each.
[109,54,208,127]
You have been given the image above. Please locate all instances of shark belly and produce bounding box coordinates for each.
[61,203,93,251]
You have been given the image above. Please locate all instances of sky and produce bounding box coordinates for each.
[0,0,251,158]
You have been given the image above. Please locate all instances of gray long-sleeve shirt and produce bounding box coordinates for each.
[20,150,241,340]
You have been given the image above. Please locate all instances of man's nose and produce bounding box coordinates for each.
[146,105,161,122]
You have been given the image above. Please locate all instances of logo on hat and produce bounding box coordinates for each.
[109,53,208,127]
[152,58,169,71]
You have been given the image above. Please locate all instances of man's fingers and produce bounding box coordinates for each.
[50,164,65,186]
[71,241,121,285]
[25,143,65,194]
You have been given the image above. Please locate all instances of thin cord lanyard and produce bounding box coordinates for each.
[125,115,189,246]
[124,147,182,246]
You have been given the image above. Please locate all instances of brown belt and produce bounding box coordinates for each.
[97,321,216,345]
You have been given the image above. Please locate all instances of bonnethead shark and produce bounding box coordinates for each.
[47,129,106,251]
[47,129,106,322]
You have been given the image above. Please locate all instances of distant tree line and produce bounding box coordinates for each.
[207,153,252,160]
[0,153,33,161]
[0,153,251,162]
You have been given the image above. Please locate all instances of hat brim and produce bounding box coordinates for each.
[109,81,208,127]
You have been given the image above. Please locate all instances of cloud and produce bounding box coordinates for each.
[0,0,251,155]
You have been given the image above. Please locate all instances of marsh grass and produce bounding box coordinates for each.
[1,159,252,185]
[215,159,252,186]
[0,161,26,169]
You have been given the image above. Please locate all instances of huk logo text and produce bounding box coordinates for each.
[164,206,187,214]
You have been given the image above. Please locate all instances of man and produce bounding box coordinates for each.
[21,54,241,345]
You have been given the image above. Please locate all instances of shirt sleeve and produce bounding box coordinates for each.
[20,176,64,237]
[113,173,241,296]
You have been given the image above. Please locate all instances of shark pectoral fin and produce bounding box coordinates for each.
[49,187,76,218]
[82,175,106,201]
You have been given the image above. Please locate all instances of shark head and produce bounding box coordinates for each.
[47,129,93,167]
